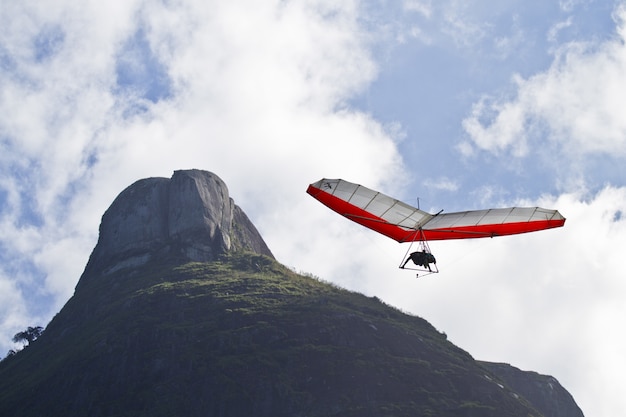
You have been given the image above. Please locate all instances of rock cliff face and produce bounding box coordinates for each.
[80,169,273,282]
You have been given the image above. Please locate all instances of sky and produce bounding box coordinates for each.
[1,0,625,415]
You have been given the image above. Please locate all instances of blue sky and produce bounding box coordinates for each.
[1,1,625,416]
[357,0,622,208]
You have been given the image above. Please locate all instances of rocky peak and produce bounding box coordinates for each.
[79,169,273,283]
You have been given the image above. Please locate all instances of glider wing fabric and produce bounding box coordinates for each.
[307,178,565,242]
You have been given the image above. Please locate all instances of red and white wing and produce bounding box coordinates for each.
[418,207,566,240]
[307,178,565,242]
[307,178,433,242]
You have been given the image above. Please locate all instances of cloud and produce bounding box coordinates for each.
[559,0,590,13]
[460,5,626,163]
[0,274,28,353]
[547,16,573,43]
[461,94,529,157]
[363,185,626,417]
[441,1,489,48]
[403,0,432,18]
[422,176,459,192]
[493,15,527,60]
[0,0,405,354]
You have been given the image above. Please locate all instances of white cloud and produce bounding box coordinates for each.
[493,14,527,60]
[441,1,489,48]
[461,93,529,157]
[0,274,28,353]
[0,0,404,354]
[422,176,459,192]
[361,185,626,417]
[461,5,626,161]
[403,0,432,18]
[559,0,591,13]
[547,16,573,43]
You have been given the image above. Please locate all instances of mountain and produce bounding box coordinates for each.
[0,169,584,417]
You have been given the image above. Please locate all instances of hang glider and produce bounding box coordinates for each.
[307,178,565,241]
[307,178,565,273]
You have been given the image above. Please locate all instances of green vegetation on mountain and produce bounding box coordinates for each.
[0,252,551,417]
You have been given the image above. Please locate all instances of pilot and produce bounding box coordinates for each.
[402,250,436,271]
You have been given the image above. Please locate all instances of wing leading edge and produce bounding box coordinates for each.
[306,178,565,242]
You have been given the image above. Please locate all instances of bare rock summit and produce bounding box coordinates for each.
[80,169,273,282]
